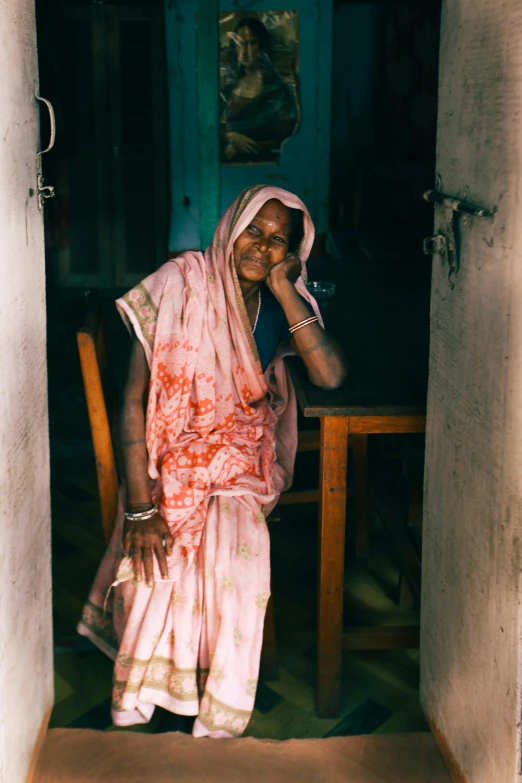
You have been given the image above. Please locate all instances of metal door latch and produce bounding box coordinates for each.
[423,229,457,275]
[423,188,492,276]
[423,234,447,257]
[423,189,491,219]
[37,174,55,210]
[35,86,56,210]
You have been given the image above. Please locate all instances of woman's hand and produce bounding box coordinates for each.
[225,131,260,158]
[264,256,348,390]
[265,254,301,294]
[123,512,174,587]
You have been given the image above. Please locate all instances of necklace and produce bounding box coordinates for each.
[252,289,262,334]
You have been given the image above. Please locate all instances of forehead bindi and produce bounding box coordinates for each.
[253,200,290,235]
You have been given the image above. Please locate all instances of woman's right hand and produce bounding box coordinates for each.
[123,512,174,587]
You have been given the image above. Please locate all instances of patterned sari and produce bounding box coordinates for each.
[78,185,321,738]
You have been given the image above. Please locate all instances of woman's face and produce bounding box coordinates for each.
[233,199,291,285]
[234,26,260,69]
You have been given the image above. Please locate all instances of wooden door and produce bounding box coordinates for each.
[420,1,522,781]
[40,2,167,289]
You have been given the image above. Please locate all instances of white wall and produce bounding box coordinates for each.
[0,0,54,781]
[421,1,522,781]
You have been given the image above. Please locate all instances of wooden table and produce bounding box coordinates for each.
[291,245,432,716]
[290,362,426,717]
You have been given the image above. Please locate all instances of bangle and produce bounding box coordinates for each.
[288,316,319,335]
[124,504,158,521]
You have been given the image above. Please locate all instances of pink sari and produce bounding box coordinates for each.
[78,185,321,738]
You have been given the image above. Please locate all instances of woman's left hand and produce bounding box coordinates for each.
[265,254,301,294]
[264,253,348,390]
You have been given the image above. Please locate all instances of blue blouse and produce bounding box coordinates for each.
[253,288,291,372]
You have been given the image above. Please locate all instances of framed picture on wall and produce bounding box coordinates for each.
[219,10,300,165]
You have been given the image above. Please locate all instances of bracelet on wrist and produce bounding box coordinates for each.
[288,316,319,335]
[124,504,158,521]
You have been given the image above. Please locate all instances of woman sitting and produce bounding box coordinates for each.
[78,185,346,738]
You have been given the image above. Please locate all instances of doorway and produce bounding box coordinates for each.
[31,0,450,738]
[38,0,442,743]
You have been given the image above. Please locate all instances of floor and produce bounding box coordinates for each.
[35,729,452,783]
[47,288,428,742]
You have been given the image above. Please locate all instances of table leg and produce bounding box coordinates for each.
[352,434,369,559]
[317,416,350,717]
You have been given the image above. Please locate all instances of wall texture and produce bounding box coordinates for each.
[0,1,54,781]
[421,1,522,781]
[166,0,332,250]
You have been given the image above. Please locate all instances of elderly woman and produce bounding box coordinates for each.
[78,185,346,738]
[221,17,298,163]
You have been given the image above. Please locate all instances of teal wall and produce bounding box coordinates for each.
[166,0,332,251]
[330,2,382,228]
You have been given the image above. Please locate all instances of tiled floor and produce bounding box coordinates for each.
[47,292,427,740]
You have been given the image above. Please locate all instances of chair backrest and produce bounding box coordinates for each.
[77,292,119,544]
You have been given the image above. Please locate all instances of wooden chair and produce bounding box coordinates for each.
[278,430,320,506]
[77,292,279,679]
[77,293,118,546]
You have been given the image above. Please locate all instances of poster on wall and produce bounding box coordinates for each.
[219,10,300,165]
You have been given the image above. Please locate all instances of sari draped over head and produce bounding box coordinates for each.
[78,185,322,738]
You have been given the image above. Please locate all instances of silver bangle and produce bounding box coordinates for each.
[288,315,319,335]
[124,504,158,521]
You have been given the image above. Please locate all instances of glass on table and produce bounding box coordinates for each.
[305,280,336,310]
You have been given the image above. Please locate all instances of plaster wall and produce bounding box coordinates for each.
[421,1,522,781]
[0,1,54,781]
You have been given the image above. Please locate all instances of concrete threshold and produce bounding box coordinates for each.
[35,729,452,782]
